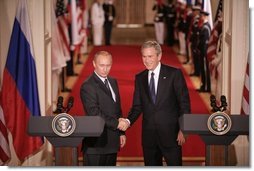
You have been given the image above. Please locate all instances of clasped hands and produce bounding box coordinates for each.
[117,118,130,131]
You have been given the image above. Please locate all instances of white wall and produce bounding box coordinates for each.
[222,0,249,166]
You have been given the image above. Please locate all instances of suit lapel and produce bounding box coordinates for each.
[142,70,154,104]
[92,73,113,100]
[156,65,167,105]
[108,77,118,102]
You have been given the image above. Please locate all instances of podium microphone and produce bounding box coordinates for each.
[65,96,74,113]
[220,95,227,112]
[210,95,219,112]
[54,96,63,114]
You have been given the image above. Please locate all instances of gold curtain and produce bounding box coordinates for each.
[115,0,145,25]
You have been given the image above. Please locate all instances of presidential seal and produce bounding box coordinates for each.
[207,112,232,135]
[52,113,76,137]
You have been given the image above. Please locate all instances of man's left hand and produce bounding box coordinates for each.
[120,135,126,148]
[176,130,186,146]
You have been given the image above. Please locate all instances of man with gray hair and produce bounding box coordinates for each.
[118,41,191,166]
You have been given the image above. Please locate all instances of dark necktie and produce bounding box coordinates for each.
[149,72,156,104]
[104,79,112,97]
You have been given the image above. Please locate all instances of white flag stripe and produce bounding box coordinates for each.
[0,105,4,122]
[241,56,249,115]
[0,105,10,162]
[244,73,249,91]
[52,1,67,71]
[0,131,10,158]
[242,98,249,115]
[71,0,85,46]
[16,0,34,58]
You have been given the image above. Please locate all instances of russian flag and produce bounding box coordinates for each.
[1,0,43,162]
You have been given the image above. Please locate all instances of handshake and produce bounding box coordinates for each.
[117,118,130,131]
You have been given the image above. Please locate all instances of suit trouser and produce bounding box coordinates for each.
[83,153,117,166]
[166,21,175,46]
[191,44,201,75]
[200,55,211,91]
[104,22,113,45]
[143,144,182,166]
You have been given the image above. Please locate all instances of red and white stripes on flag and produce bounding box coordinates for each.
[70,0,86,50]
[52,0,68,71]
[55,0,70,62]
[207,19,222,78]
[207,0,223,78]
[241,57,250,115]
[0,104,10,164]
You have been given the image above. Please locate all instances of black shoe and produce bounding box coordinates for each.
[196,86,205,92]
[61,87,72,92]
[182,61,189,65]
[76,60,82,65]
[205,89,211,93]
[70,73,79,76]
[196,88,210,93]
[189,73,199,77]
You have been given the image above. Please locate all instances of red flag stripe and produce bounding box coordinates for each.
[0,109,8,140]
[243,86,249,105]
[57,18,70,52]
[241,58,249,115]
[0,121,8,141]
[2,70,42,160]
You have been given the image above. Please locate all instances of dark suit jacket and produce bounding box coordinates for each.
[80,72,124,154]
[127,64,191,148]
[103,3,116,24]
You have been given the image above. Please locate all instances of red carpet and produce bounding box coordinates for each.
[68,45,207,158]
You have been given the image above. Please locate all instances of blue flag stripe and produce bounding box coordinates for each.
[5,18,41,116]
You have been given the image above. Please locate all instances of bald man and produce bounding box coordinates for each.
[80,51,126,166]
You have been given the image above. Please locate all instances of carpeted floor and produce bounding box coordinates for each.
[67,45,208,159]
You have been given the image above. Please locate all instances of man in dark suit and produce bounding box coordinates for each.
[103,0,116,45]
[118,41,191,166]
[196,11,211,92]
[80,51,126,166]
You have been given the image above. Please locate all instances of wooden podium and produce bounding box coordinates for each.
[28,115,105,166]
[179,114,249,166]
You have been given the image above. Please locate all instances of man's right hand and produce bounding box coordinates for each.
[117,118,130,131]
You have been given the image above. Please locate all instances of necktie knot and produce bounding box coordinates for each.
[104,79,110,90]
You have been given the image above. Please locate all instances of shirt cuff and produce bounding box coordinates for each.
[125,118,131,125]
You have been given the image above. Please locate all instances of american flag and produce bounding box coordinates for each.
[241,56,249,115]
[214,0,223,23]
[207,0,223,78]
[0,104,10,165]
[69,0,86,51]
[55,0,70,61]
[52,0,69,71]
